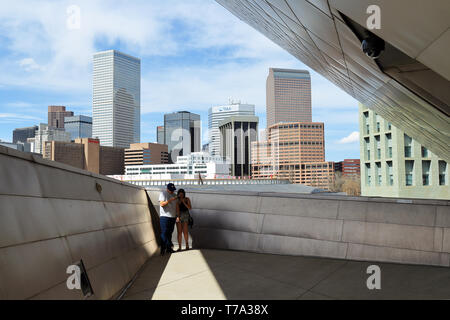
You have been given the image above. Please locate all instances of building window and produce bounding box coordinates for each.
[422,160,431,186]
[421,146,428,158]
[375,136,381,160]
[364,137,370,161]
[386,122,392,131]
[404,134,412,157]
[363,111,369,134]
[376,162,382,185]
[405,160,414,186]
[365,163,371,186]
[439,161,447,185]
[387,161,393,186]
[385,133,392,158]
[375,114,381,133]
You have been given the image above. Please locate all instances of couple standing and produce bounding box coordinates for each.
[158,183,192,255]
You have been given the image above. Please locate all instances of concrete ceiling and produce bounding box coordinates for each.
[216,0,450,162]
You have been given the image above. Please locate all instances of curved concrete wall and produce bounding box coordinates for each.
[0,146,159,300]
[147,188,450,267]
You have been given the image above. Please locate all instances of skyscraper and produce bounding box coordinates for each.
[64,115,92,140]
[164,111,201,163]
[251,122,334,189]
[48,106,73,129]
[208,102,255,156]
[92,50,140,148]
[13,125,38,143]
[157,126,164,144]
[219,115,259,177]
[266,68,311,127]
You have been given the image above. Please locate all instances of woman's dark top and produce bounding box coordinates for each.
[179,199,189,213]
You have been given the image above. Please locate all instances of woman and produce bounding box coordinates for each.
[175,189,192,251]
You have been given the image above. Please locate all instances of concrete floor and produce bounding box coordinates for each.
[121,249,450,300]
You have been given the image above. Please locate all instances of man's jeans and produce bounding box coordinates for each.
[160,216,176,252]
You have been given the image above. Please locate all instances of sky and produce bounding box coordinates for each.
[0,0,360,161]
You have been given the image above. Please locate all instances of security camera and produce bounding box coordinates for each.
[361,34,385,59]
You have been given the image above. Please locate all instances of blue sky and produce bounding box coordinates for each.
[0,0,360,161]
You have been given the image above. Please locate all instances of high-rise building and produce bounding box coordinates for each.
[124,143,169,166]
[64,115,92,140]
[33,123,71,155]
[219,115,259,177]
[43,138,125,175]
[164,111,201,162]
[266,68,312,128]
[252,122,334,189]
[208,102,255,156]
[157,126,164,144]
[48,106,73,129]
[359,104,449,200]
[335,159,361,178]
[13,125,38,143]
[92,50,141,148]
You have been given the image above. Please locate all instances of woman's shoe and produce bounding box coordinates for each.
[177,248,182,252]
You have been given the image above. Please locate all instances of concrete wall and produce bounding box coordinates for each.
[0,146,159,300]
[147,188,450,267]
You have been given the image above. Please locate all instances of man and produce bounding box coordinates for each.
[159,183,178,255]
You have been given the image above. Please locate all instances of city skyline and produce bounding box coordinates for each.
[0,1,359,162]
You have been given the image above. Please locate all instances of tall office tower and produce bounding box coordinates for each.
[157,126,164,144]
[164,111,201,163]
[208,102,255,156]
[48,106,74,129]
[252,122,334,189]
[359,104,449,200]
[266,68,312,128]
[13,125,38,143]
[64,115,92,140]
[219,115,259,177]
[92,50,141,148]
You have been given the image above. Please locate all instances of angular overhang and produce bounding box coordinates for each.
[216,0,450,162]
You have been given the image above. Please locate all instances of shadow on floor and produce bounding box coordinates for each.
[121,245,450,300]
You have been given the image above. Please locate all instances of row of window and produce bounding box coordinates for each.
[365,160,447,187]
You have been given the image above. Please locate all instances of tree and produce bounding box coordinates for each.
[329,172,361,196]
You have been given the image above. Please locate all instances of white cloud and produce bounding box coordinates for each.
[338,131,360,144]
[0,113,42,122]
[18,58,45,71]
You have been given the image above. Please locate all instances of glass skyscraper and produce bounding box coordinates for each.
[64,115,92,140]
[92,50,140,148]
[164,111,201,163]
